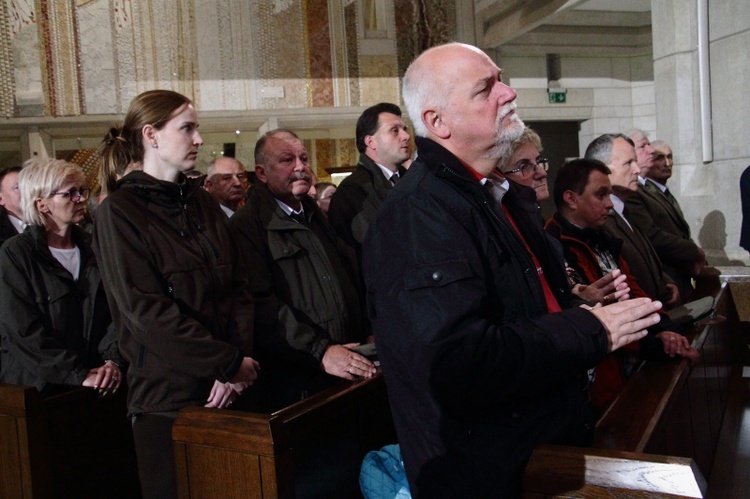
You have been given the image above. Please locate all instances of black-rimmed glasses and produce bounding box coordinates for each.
[50,187,90,201]
[502,158,549,178]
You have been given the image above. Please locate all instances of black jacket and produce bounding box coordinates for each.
[93,171,252,416]
[328,153,402,263]
[363,137,608,497]
[0,208,21,246]
[0,224,120,391]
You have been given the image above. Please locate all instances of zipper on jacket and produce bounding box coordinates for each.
[179,189,224,338]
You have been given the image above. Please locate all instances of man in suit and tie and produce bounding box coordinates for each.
[624,133,705,301]
[328,102,411,264]
[0,166,24,245]
[585,134,680,307]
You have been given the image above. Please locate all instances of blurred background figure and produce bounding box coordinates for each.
[314,181,337,216]
[204,157,246,217]
[0,166,24,245]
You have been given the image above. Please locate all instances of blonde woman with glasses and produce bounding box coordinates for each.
[0,158,122,395]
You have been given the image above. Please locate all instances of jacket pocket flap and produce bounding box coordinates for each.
[404,261,473,290]
[36,283,71,304]
[268,239,304,261]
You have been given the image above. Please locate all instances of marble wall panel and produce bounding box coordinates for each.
[314,138,334,177]
[195,0,259,111]
[37,0,84,116]
[304,0,333,107]
[77,0,116,114]
[394,0,456,76]
[359,54,399,105]
[118,0,198,105]
[337,137,357,167]
[344,1,359,106]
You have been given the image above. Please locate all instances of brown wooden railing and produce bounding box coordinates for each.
[524,269,747,498]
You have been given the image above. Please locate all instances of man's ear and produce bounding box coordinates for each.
[423,109,450,140]
[254,165,268,183]
[563,190,577,210]
[364,134,375,151]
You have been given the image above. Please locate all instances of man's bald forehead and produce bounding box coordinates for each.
[208,156,243,176]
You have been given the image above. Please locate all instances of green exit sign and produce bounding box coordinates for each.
[548,90,567,104]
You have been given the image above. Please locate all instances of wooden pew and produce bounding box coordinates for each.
[0,384,139,498]
[524,270,747,498]
[172,372,396,499]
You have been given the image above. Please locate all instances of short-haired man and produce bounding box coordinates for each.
[204,157,246,217]
[363,43,663,497]
[0,166,24,245]
[229,129,375,411]
[328,102,410,261]
[545,159,698,413]
[625,137,705,301]
[624,128,656,180]
[585,134,680,307]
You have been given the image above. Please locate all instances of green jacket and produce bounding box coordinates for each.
[230,182,366,405]
[0,224,120,391]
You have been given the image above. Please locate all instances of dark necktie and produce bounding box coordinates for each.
[290,212,306,225]
[390,173,399,185]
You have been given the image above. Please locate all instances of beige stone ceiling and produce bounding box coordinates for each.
[476,0,653,57]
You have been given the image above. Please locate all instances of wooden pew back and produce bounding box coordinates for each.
[172,373,396,499]
[0,384,139,498]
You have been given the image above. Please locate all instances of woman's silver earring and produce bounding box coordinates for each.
[152,142,158,149]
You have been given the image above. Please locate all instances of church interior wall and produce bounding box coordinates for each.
[0,0,748,263]
[651,0,750,265]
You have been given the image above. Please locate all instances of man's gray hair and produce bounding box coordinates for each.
[402,43,461,138]
[584,133,634,165]
[623,128,649,143]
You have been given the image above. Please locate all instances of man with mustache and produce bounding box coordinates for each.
[328,102,411,265]
[229,129,375,411]
[363,43,662,497]
[203,156,247,218]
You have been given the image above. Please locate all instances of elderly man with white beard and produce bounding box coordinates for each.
[362,43,662,497]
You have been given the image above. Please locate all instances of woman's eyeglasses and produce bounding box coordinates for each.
[50,187,91,201]
[502,157,549,177]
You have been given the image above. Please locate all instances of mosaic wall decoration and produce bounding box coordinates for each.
[2,0,452,118]
[394,0,456,76]
[58,147,99,188]
[344,1,359,107]
[303,0,334,107]
[37,0,84,116]
[110,0,198,111]
[195,1,259,111]
[0,1,15,117]
[314,138,334,177]
[336,137,357,167]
